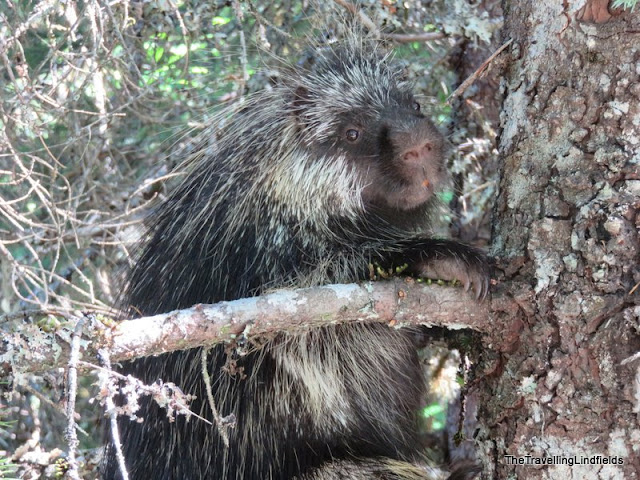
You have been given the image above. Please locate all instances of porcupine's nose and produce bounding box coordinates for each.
[402,141,435,168]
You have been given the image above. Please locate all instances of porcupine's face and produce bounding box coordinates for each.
[291,47,449,214]
[335,98,448,213]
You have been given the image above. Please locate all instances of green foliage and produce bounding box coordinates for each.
[611,0,638,10]
[0,405,18,480]
[421,402,447,430]
[0,456,19,480]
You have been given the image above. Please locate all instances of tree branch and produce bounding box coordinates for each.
[2,279,489,376]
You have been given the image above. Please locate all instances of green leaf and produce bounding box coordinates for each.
[212,15,232,26]
[154,47,165,63]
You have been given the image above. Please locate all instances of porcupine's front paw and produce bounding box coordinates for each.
[418,247,490,301]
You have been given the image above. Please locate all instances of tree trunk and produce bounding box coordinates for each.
[479,1,640,478]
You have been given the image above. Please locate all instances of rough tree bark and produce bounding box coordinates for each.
[477,1,640,479]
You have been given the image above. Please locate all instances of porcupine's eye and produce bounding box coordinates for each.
[412,101,421,112]
[345,129,360,142]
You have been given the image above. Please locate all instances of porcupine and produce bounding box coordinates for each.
[103,32,489,480]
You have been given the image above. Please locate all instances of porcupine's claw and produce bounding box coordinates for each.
[418,249,490,301]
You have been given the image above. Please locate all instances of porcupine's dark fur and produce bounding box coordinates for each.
[102,31,488,480]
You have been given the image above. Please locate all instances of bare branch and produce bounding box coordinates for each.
[97,349,130,480]
[447,38,513,104]
[1,280,489,376]
[383,32,447,43]
[63,316,84,480]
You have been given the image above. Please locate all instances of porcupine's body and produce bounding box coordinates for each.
[103,34,488,480]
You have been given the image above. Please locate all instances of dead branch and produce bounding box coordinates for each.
[1,279,489,377]
[63,316,84,480]
[383,32,447,43]
[447,38,513,104]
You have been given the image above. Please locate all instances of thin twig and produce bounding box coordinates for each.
[232,0,249,95]
[64,316,85,480]
[166,0,191,77]
[201,348,231,448]
[383,32,447,43]
[97,349,130,480]
[332,0,379,34]
[447,38,513,104]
